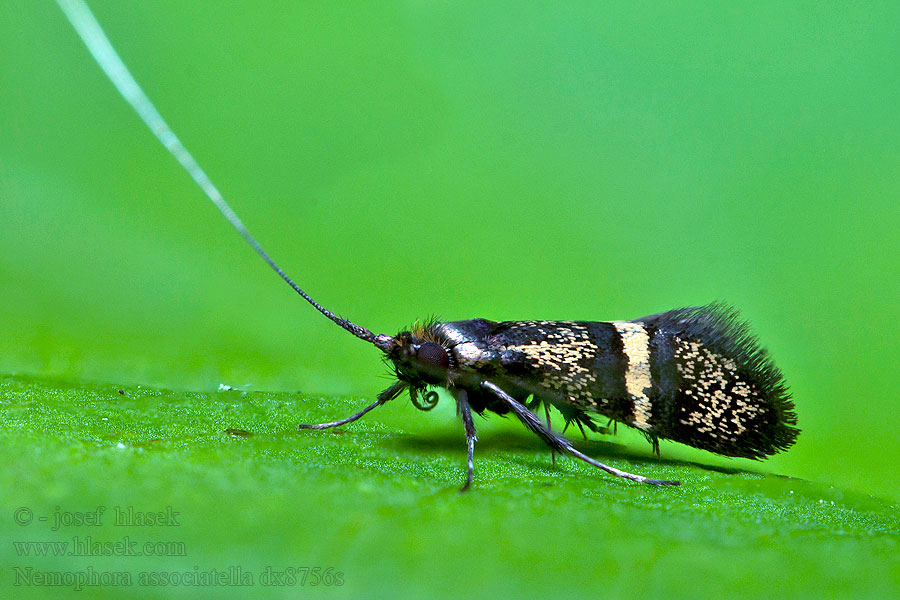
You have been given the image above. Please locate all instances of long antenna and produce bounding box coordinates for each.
[55,0,379,345]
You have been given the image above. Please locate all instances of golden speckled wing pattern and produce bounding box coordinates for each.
[440,303,798,459]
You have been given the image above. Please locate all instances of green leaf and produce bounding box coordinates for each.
[2,374,897,599]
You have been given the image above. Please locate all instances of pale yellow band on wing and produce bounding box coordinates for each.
[613,321,653,430]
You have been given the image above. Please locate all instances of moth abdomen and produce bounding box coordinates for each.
[631,304,799,458]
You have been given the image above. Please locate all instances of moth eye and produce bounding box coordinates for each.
[416,342,450,370]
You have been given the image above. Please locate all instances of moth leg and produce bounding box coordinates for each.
[455,390,478,492]
[574,420,588,440]
[480,381,680,486]
[543,402,557,468]
[648,433,661,458]
[297,381,405,430]
[561,420,586,440]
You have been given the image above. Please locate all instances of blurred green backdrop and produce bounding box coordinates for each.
[2,3,899,593]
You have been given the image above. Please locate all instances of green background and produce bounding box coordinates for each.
[2,1,899,598]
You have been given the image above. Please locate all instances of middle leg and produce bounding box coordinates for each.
[455,389,478,492]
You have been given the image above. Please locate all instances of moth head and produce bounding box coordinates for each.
[383,330,452,387]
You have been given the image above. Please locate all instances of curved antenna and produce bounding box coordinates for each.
[55,0,378,345]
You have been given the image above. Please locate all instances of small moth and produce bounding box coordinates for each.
[298,306,798,489]
[59,0,799,490]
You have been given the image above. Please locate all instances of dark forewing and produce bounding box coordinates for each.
[442,319,638,422]
[441,303,799,459]
[489,320,637,421]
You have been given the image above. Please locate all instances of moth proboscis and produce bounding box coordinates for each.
[59,0,799,491]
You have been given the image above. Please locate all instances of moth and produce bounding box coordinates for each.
[59,0,799,491]
[297,305,798,489]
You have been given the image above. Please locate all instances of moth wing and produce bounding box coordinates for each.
[468,320,633,427]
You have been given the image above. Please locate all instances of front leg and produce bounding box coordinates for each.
[455,389,478,492]
[480,381,679,486]
[297,381,406,430]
